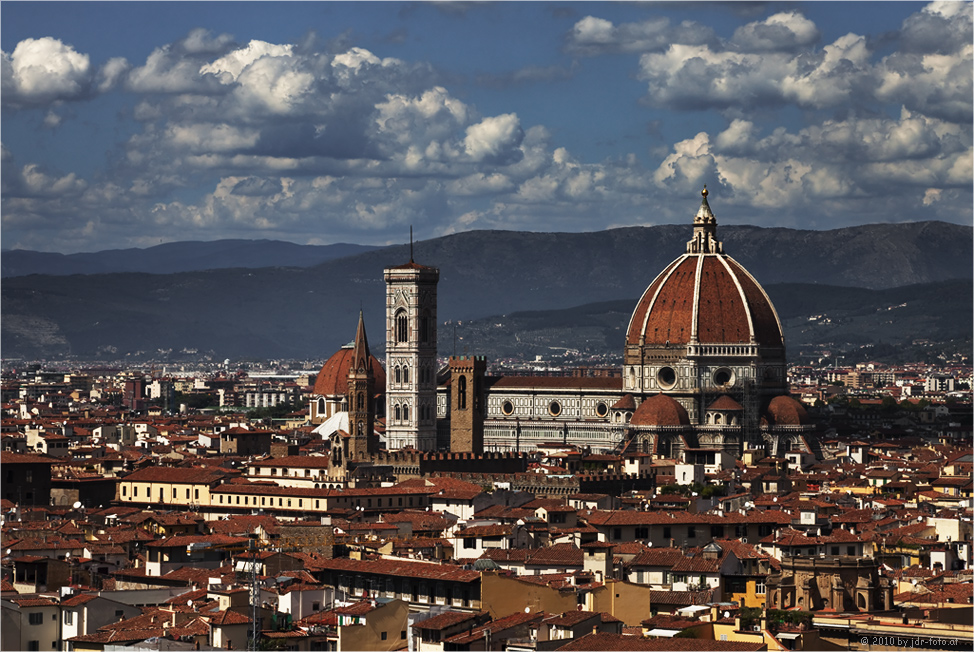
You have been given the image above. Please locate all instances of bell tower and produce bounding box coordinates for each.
[347,310,376,459]
[384,249,439,451]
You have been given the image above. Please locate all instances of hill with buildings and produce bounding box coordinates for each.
[1,221,971,361]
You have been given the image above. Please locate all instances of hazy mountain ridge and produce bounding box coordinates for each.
[1,222,970,361]
[1,240,380,277]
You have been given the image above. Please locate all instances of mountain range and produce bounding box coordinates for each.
[1,221,970,362]
[1,240,378,278]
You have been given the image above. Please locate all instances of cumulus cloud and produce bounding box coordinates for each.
[2,37,93,107]
[654,109,971,218]
[464,114,524,164]
[2,3,971,253]
[568,15,716,55]
[730,11,820,52]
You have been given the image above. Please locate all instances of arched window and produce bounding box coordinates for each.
[458,375,467,410]
[395,366,401,384]
[403,405,409,422]
[396,310,408,343]
[395,405,401,421]
[403,366,409,384]
[357,393,364,410]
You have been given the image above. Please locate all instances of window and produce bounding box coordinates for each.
[663,526,671,540]
[711,525,724,538]
[756,582,766,595]
[613,527,622,541]
[29,612,43,625]
[122,485,127,497]
[64,611,73,625]
[27,642,39,652]
[688,526,696,539]
[463,538,476,549]
[396,311,408,343]
[381,632,388,641]
[831,546,839,555]
[403,367,409,384]
[312,602,320,611]
[395,366,401,383]
[847,546,856,556]
[458,376,467,410]
[185,488,190,499]
[401,631,407,640]
[635,527,649,539]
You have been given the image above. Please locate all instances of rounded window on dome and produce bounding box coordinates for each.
[549,401,562,417]
[595,402,608,418]
[657,366,677,390]
[501,400,515,416]
[713,367,735,387]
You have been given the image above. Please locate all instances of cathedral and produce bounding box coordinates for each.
[311,189,813,476]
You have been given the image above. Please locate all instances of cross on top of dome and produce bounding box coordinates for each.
[687,185,723,255]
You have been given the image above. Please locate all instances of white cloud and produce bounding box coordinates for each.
[731,11,820,52]
[463,114,524,163]
[200,40,294,83]
[568,15,715,55]
[1,37,92,107]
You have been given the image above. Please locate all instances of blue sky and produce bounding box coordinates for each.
[2,1,971,253]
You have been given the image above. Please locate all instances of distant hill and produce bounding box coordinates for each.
[0,240,380,277]
[450,279,973,365]
[1,221,970,361]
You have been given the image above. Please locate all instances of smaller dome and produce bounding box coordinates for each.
[313,346,386,397]
[631,394,691,427]
[765,395,809,426]
[612,394,636,411]
[708,395,743,411]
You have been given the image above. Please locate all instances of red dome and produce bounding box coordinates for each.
[708,395,743,411]
[630,394,691,427]
[765,395,809,426]
[313,347,386,396]
[626,254,783,348]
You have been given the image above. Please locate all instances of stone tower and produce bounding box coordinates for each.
[384,256,439,451]
[347,310,376,459]
[449,355,486,453]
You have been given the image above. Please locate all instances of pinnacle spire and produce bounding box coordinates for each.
[351,310,371,371]
[686,185,723,254]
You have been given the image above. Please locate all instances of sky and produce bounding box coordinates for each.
[1,1,971,254]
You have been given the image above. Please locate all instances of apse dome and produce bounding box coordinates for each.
[630,393,691,427]
[764,395,809,427]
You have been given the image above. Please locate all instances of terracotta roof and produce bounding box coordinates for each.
[765,395,809,426]
[316,556,479,583]
[626,249,781,348]
[413,610,484,631]
[557,632,765,650]
[312,347,386,397]
[630,394,691,427]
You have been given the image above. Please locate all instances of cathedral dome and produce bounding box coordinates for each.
[626,188,783,349]
[630,393,691,427]
[313,346,386,397]
[764,395,809,426]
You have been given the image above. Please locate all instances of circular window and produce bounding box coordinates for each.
[501,400,515,416]
[713,368,734,387]
[549,401,562,417]
[657,366,677,389]
[595,402,608,418]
